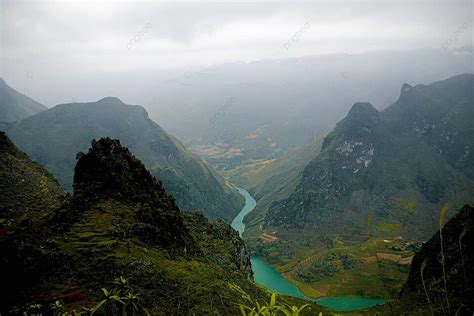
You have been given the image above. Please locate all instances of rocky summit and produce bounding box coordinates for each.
[265,74,474,240]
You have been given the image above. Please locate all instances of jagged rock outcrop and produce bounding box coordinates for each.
[72,137,192,253]
[0,136,258,314]
[265,74,474,240]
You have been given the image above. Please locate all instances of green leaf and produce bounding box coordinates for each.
[269,293,276,308]
[439,202,450,229]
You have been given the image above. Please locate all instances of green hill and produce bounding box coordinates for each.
[0,134,322,314]
[0,78,47,122]
[2,97,243,222]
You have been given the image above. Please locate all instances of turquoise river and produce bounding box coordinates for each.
[231,187,387,312]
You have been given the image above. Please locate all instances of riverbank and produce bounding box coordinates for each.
[231,187,389,312]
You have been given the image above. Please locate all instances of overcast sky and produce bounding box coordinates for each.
[0,0,472,104]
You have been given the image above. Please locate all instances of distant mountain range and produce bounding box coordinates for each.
[0,82,243,222]
[0,78,47,122]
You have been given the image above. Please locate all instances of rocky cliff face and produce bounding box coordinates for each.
[184,212,254,280]
[397,204,473,314]
[72,137,193,253]
[265,74,474,240]
[0,135,258,314]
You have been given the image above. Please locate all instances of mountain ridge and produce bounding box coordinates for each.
[241,74,474,299]
[0,78,47,122]
[265,74,474,238]
[2,96,244,222]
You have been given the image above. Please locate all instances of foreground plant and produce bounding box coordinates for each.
[458,224,469,289]
[239,293,310,316]
[92,288,124,315]
[92,277,149,316]
[438,202,451,314]
[16,277,148,316]
[420,259,434,316]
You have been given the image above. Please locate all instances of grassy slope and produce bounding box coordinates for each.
[0,131,67,224]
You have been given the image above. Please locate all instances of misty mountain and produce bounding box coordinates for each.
[262,74,474,241]
[2,97,243,222]
[138,49,472,167]
[0,78,47,122]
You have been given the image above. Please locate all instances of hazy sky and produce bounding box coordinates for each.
[0,0,472,104]
[2,1,472,70]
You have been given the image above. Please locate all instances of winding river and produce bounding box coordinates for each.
[231,187,387,312]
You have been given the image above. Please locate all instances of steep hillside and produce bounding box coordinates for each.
[396,204,473,314]
[266,74,474,239]
[0,136,320,314]
[2,97,243,222]
[225,137,324,239]
[0,131,67,221]
[0,78,47,122]
[0,131,69,309]
[245,74,474,299]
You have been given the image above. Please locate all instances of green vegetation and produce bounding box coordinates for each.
[13,277,147,315]
[92,277,149,316]
[376,223,401,236]
[248,232,414,300]
[16,284,321,316]
[0,135,318,315]
[240,293,310,316]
